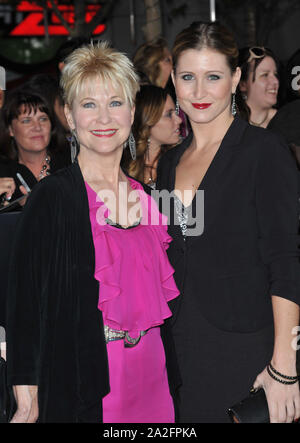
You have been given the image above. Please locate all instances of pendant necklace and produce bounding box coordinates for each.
[38,154,51,180]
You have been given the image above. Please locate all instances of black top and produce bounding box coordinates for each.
[6,163,181,422]
[156,116,300,332]
[0,149,71,210]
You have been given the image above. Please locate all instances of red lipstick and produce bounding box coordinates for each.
[192,103,211,110]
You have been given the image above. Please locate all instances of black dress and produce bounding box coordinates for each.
[156,116,300,423]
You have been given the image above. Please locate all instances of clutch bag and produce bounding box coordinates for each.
[228,388,270,423]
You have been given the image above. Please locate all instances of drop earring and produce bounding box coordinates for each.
[70,130,79,163]
[231,93,237,116]
[128,131,136,160]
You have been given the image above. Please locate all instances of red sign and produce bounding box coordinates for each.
[10,1,106,36]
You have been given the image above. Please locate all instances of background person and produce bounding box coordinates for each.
[125,84,181,188]
[238,46,280,128]
[0,87,70,209]
[133,37,173,89]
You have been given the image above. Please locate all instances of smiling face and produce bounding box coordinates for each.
[242,56,279,110]
[9,106,51,156]
[65,78,135,159]
[172,48,241,126]
[150,94,182,146]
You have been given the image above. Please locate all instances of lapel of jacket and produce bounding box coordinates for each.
[191,116,248,231]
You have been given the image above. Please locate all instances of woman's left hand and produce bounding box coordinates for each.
[253,367,300,423]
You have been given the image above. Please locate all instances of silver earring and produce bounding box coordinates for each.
[242,92,248,101]
[128,131,136,160]
[70,131,78,163]
[175,99,180,116]
[147,137,150,150]
[231,93,237,116]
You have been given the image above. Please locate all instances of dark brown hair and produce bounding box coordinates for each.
[126,85,168,182]
[172,21,248,119]
[0,85,66,161]
[172,21,239,73]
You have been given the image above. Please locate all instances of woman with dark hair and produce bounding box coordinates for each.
[238,46,280,127]
[126,84,181,188]
[0,86,70,209]
[156,21,300,423]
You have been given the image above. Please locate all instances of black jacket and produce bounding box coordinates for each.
[156,116,300,332]
[6,162,181,422]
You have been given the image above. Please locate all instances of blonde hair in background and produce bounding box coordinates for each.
[133,38,169,87]
[60,41,140,108]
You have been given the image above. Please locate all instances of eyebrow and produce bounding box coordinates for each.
[79,95,123,102]
[177,70,225,74]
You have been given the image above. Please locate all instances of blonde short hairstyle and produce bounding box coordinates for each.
[60,41,140,108]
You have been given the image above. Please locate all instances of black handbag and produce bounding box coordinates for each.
[0,357,16,423]
[228,388,270,423]
[228,388,300,423]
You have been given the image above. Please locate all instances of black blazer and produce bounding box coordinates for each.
[6,162,181,422]
[156,116,300,332]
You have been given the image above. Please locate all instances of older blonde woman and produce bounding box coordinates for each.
[6,42,180,423]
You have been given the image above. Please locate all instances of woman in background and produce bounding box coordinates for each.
[126,84,181,188]
[238,46,280,128]
[0,87,70,208]
[133,38,173,88]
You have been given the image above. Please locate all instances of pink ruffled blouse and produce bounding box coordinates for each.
[85,177,179,423]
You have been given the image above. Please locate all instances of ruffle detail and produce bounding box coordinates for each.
[85,179,179,335]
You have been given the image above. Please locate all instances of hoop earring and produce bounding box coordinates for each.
[175,99,180,116]
[231,93,237,116]
[70,130,79,163]
[128,131,136,160]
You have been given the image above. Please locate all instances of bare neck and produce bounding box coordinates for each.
[190,112,234,152]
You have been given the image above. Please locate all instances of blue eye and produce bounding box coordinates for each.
[208,74,220,81]
[40,116,49,122]
[181,74,194,81]
[110,100,122,107]
[83,102,95,108]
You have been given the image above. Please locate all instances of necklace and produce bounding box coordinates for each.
[38,154,51,180]
[249,111,269,127]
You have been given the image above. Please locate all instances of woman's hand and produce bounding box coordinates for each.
[0,177,16,204]
[10,385,39,423]
[253,366,300,423]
